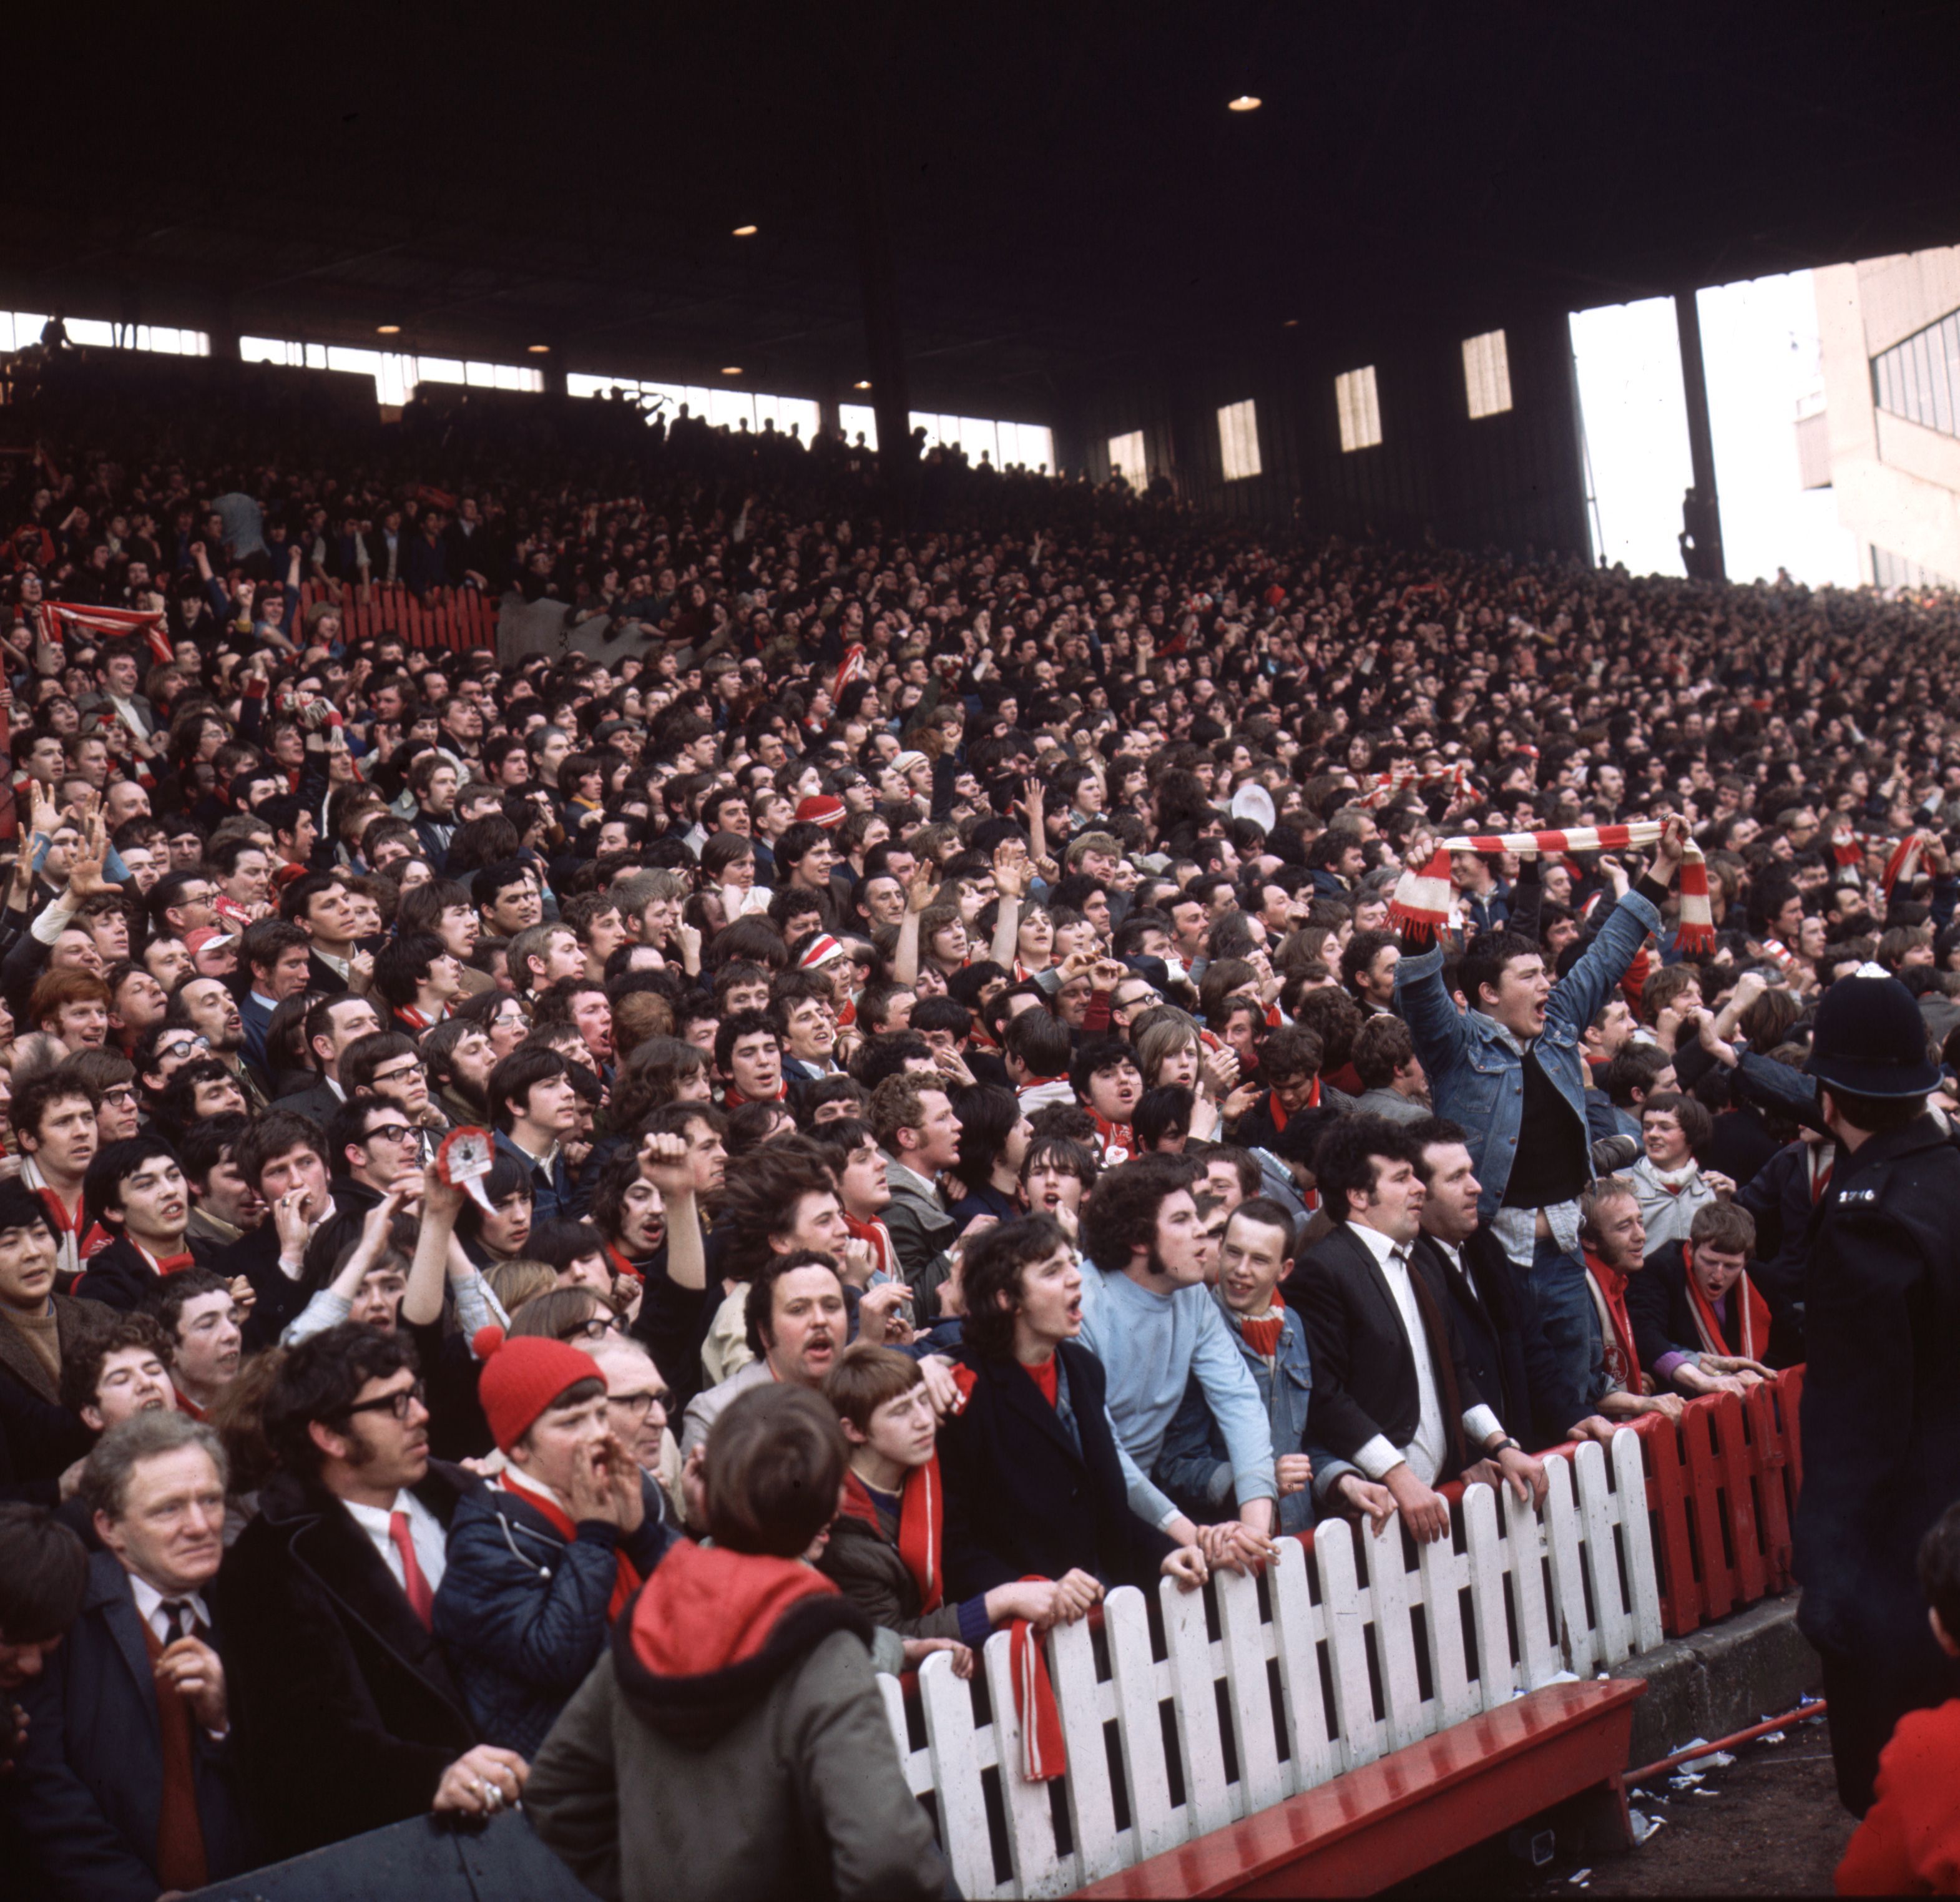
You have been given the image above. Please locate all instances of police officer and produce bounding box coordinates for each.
[1710,971,1960,1812]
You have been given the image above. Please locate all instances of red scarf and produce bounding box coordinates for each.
[1237,1292,1286,1361]
[1265,1074,1320,1134]
[501,1473,644,1619]
[722,1082,787,1109]
[1684,1252,1772,1362]
[1011,1605,1067,1781]
[1584,1250,1640,1390]
[172,1384,208,1421]
[843,1213,895,1280]
[39,1186,110,1261]
[1089,1112,1133,1165]
[1025,1355,1059,1408]
[603,1241,645,1287]
[394,1004,436,1033]
[839,1459,944,1613]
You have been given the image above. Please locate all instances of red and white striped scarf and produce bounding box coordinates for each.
[1361,760,1474,810]
[1390,822,1712,951]
[35,600,174,666]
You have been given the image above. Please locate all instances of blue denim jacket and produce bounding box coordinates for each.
[1393,886,1664,1221]
[1156,1287,1316,1536]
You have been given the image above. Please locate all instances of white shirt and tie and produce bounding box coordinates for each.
[1345,1222,1503,1487]
[340,1489,449,1599]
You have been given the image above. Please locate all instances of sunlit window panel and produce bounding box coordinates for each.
[1463,329,1514,419]
[1335,366,1383,453]
[1109,430,1148,488]
[1218,399,1262,479]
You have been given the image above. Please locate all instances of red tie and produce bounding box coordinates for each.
[390,1509,434,1627]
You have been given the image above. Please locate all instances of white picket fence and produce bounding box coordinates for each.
[878,1430,1663,1900]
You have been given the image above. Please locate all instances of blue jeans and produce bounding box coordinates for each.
[1514,1237,1606,1441]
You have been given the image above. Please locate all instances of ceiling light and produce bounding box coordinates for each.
[375,323,401,335]
[1282,318,1299,328]
[732,224,758,237]
[1228,94,1262,112]
[853,380,871,390]
[721,366,743,376]
[527,343,551,353]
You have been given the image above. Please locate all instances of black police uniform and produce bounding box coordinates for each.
[1731,976,1960,1813]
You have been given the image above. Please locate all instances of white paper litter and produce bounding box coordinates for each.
[1703,1750,1736,1768]
[1569,1870,1592,1886]
[1630,1810,1667,1845]
[1759,1730,1785,1744]
[1692,1787,1720,1798]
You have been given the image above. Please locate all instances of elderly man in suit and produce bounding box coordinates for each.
[1286,1115,1546,1543]
[4,1412,255,1900]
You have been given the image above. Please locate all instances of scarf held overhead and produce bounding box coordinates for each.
[1389,822,1710,952]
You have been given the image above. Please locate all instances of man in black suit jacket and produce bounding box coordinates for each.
[6,1412,256,1899]
[938,1215,1204,1600]
[216,1323,525,1859]
[277,992,387,1128]
[1408,1115,1562,1448]
[1286,1115,1546,1544]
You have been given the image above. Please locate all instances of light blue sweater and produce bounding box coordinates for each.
[1078,1264,1278,1528]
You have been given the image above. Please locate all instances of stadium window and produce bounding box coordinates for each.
[9,311,208,356]
[1871,309,1960,439]
[840,402,879,449]
[1217,399,1262,480]
[1109,430,1148,488]
[1463,329,1514,419]
[1335,366,1383,453]
[909,411,1051,469]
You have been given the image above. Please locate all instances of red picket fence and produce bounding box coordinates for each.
[296,581,498,652]
[1626,1365,1806,1637]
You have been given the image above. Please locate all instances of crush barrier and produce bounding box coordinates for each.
[295,581,498,651]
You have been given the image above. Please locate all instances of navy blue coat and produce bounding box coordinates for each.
[938,1340,1174,1598]
[3,1550,255,1902]
[432,1471,676,1758]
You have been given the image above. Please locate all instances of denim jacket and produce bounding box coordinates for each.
[1394,886,1664,1221]
[1156,1287,1316,1536]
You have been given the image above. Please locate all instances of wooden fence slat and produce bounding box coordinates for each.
[1214,1565,1285,1818]
[1461,1481,1516,1711]
[1747,1383,1793,1588]
[1541,1456,1594,1675]
[1417,1517,1477,1730]
[1612,1428,1667,1652]
[1715,1390,1766,1602]
[1268,1539,1335,1795]
[1506,1475,1561,1689]
[1685,1404,1737,1622]
[1361,1509,1428,1753]
[1048,1614,1122,1886]
[1642,1413,1700,1635]
[1572,1439,1630,1666]
[1315,1522,1381,1770]
[981,1630,1072,1898]
[1162,1580,1232,1838]
[1102,1587,1180,1864]
[918,1648,999,1900]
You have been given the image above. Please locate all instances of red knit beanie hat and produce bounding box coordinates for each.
[471,1326,607,1454]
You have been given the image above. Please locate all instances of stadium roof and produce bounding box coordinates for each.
[10,2,1959,412]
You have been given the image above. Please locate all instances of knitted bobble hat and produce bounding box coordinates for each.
[471,1325,606,1454]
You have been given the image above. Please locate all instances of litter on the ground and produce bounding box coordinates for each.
[1569,1870,1592,1886]
[1758,1730,1786,1744]
[1629,1810,1666,1845]
[1692,1787,1720,1798]
[1668,1770,1705,1790]
[1703,1750,1736,1768]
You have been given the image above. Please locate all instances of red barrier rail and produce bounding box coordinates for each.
[296,581,498,652]
[1626,1364,1805,1637]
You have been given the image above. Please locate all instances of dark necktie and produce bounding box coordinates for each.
[159,1599,195,1646]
